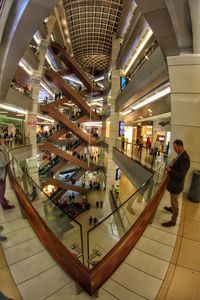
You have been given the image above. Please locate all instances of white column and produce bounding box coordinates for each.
[189,0,200,53]
[167,54,200,191]
[25,15,56,156]
[105,36,121,197]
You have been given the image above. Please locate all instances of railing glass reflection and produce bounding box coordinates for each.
[9,153,84,263]
[87,162,166,268]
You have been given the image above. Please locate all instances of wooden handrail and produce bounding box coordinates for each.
[89,174,169,293]
[8,166,92,292]
[8,164,169,295]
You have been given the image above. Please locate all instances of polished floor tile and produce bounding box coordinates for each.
[183,218,200,241]
[125,248,169,280]
[135,236,174,262]
[165,265,200,300]
[177,237,200,271]
[0,218,29,234]
[4,237,44,265]
[18,265,72,300]
[0,247,7,268]
[185,200,200,222]
[111,263,162,300]
[143,225,177,247]
[0,266,22,300]
[103,278,144,300]
[10,250,56,284]
[1,226,36,249]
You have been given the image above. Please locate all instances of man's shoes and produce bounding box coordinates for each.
[0,225,4,231]
[0,235,7,241]
[162,221,176,227]
[164,206,173,213]
[3,205,15,210]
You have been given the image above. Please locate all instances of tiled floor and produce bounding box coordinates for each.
[0,175,200,299]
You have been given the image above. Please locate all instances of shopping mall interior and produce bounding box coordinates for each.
[0,1,200,299]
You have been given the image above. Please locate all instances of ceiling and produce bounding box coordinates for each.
[63,0,124,74]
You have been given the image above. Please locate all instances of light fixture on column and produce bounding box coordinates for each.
[37,114,54,123]
[40,81,55,97]
[122,23,153,75]
[131,86,170,110]
[0,104,27,114]
[19,59,33,75]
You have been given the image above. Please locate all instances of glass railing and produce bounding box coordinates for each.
[9,153,84,263]
[9,146,166,269]
[115,138,168,171]
[87,162,166,268]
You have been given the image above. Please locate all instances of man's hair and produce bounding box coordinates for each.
[173,139,183,146]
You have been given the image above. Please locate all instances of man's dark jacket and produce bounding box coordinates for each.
[167,150,190,194]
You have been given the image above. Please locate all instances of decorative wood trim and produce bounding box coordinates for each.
[8,165,168,295]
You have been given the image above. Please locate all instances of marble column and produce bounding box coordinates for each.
[189,0,200,53]
[25,15,56,156]
[167,54,200,192]
[105,36,121,198]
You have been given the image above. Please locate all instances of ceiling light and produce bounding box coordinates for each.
[63,75,82,85]
[0,111,8,114]
[82,121,102,127]
[94,76,104,82]
[132,87,170,110]
[19,59,33,75]
[147,108,152,113]
[61,19,67,26]
[88,102,103,107]
[33,32,42,45]
[89,97,104,102]
[121,2,137,38]
[121,109,132,116]
[37,114,54,123]
[123,25,153,74]
[45,53,57,72]
[40,81,55,97]
[139,116,143,119]
[50,34,55,42]
[0,104,27,114]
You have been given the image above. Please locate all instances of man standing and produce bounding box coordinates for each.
[162,139,190,227]
[0,135,15,210]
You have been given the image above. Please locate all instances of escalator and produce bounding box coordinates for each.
[51,42,102,94]
[39,141,94,171]
[40,102,99,146]
[45,69,100,121]
[42,178,85,193]
[51,142,87,175]
[47,128,68,142]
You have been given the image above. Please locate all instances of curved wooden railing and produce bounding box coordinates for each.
[8,164,169,295]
